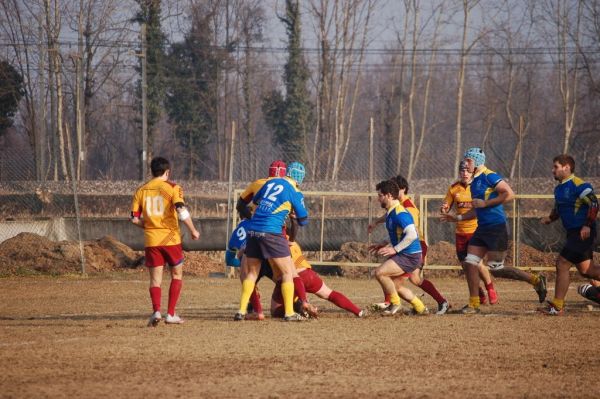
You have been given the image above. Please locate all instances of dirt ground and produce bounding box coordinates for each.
[1,275,599,399]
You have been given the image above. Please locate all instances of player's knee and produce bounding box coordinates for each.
[463,254,481,267]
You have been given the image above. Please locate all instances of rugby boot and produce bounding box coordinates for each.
[147,311,162,327]
[460,305,481,314]
[488,288,499,305]
[538,301,563,316]
[435,301,450,315]
[534,274,548,303]
[165,314,184,324]
[382,303,401,316]
[283,313,307,322]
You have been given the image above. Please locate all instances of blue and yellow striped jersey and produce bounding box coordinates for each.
[470,167,506,226]
[554,175,595,230]
[248,177,308,234]
[385,201,422,255]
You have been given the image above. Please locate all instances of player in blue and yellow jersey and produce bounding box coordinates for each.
[236,160,286,219]
[539,154,600,315]
[235,162,310,321]
[440,161,499,305]
[370,179,428,316]
[456,147,547,314]
[131,157,200,326]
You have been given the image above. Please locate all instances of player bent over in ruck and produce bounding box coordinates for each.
[235,162,310,321]
[539,154,600,315]
[370,180,428,316]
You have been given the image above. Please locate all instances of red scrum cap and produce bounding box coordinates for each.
[269,160,287,177]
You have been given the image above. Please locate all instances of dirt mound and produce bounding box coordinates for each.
[0,232,224,277]
[0,233,143,275]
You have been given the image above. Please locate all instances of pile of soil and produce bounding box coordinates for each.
[0,233,223,277]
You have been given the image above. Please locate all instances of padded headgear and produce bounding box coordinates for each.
[286,162,306,185]
[269,160,287,177]
[464,147,486,167]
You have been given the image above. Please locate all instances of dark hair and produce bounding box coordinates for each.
[150,157,170,177]
[376,179,399,198]
[553,154,575,173]
[391,175,409,194]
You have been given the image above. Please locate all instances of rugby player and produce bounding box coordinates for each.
[131,157,200,326]
[539,154,600,314]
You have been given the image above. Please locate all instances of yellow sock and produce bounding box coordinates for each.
[469,296,480,309]
[281,281,295,317]
[238,279,255,314]
[530,274,540,286]
[410,297,426,313]
[551,298,565,310]
[389,293,401,306]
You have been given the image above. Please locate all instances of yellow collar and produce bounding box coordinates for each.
[386,199,400,214]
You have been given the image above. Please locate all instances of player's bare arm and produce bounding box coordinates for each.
[440,208,476,222]
[540,205,559,225]
[367,214,385,234]
[176,203,200,240]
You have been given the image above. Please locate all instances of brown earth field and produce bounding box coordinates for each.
[1,275,599,399]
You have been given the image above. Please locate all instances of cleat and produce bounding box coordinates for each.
[233,312,245,321]
[283,313,307,322]
[244,312,265,321]
[488,288,499,305]
[302,302,319,319]
[382,304,401,316]
[357,309,369,318]
[538,301,563,316]
[147,311,162,327]
[460,305,481,314]
[436,301,450,315]
[534,274,548,303]
[165,314,184,324]
[479,287,487,305]
[370,302,391,312]
[410,307,429,316]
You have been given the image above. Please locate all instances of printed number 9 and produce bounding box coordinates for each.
[236,227,246,241]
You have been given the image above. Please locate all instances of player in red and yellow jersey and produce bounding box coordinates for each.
[131,157,200,327]
[440,161,498,305]
[368,175,449,314]
[270,240,366,318]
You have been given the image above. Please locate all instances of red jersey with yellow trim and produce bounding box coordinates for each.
[290,241,311,270]
[443,181,478,234]
[131,178,185,247]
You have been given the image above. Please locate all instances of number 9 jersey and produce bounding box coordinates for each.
[131,178,185,247]
[249,177,309,234]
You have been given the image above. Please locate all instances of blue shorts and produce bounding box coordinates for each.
[469,223,508,252]
[245,231,291,260]
[390,252,422,274]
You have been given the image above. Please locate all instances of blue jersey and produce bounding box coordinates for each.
[385,201,422,255]
[228,219,251,251]
[249,177,308,234]
[470,167,506,226]
[554,175,595,230]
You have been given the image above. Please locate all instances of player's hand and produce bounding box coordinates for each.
[440,203,450,213]
[439,213,456,223]
[580,225,591,240]
[472,199,486,208]
[377,245,396,257]
[540,217,552,225]
[191,229,200,240]
[368,243,385,254]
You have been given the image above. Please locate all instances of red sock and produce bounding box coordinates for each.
[485,282,495,291]
[167,279,182,316]
[149,286,161,312]
[328,291,361,316]
[293,277,307,303]
[420,279,446,304]
[250,287,263,314]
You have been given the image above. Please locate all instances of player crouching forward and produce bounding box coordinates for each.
[271,240,367,318]
[235,162,310,322]
[370,180,428,316]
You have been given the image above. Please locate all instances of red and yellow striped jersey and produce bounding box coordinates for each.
[290,241,311,270]
[131,178,185,247]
